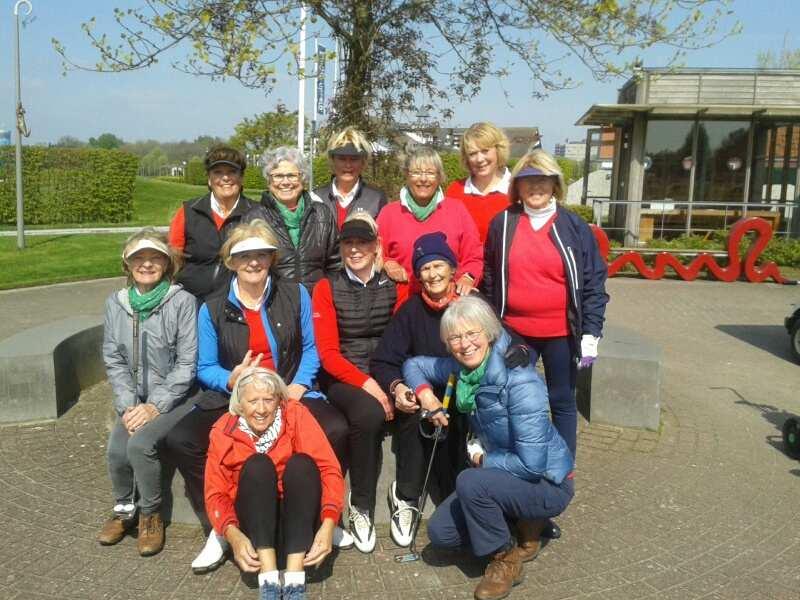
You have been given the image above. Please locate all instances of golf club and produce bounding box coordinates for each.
[395,373,455,563]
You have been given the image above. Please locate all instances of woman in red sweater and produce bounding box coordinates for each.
[377,146,483,295]
[311,212,407,553]
[445,122,511,243]
[205,367,344,600]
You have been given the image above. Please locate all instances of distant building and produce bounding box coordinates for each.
[0,129,10,146]
[555,140,587,162]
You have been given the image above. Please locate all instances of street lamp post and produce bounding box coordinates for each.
[14,0,32,251]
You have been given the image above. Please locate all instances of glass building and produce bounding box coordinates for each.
[577,68,800,244]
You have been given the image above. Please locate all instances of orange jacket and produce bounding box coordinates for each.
[204,401,345,536]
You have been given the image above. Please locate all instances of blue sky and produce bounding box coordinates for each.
[0,0,796,152]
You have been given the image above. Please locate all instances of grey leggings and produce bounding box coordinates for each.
[106,401,194,515]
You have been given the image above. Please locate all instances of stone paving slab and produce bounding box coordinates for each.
[1,277,800,599]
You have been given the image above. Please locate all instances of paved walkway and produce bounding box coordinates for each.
[1,277,799,599]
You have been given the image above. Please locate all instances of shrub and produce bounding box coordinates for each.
[184,159,206,186]
[0,147,138,224]
[566,204,594,223]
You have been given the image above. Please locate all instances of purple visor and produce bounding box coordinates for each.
[513,166,555,180]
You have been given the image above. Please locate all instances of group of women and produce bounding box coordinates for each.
[99,122,608,600]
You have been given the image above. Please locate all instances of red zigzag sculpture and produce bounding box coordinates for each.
[590,217,791,284]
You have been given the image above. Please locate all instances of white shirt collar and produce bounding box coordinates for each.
[523,198,557,231]
[344,265,375,287]
[463,168,511,196]
[331,178,361,209]
[210,192,240,218]
[233,275,271,311]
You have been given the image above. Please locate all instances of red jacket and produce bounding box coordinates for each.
[204,402,345,536]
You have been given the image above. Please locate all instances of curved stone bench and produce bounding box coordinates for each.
[0,316,106,423]
[576,324,662,430]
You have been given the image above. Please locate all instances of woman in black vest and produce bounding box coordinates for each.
[168,146,256,302]
[311,212,407,553]
[161,219,352,575]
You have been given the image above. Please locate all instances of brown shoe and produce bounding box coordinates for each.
[137,513,165,556]
[97,515,134,545]
[474,547,524,600]
[516,518,547,562]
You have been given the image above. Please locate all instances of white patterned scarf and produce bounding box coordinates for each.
[238,408,283,454]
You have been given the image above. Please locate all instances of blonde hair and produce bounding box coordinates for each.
[327,127,371,164]
[220,219,280,269]
[341,211,384,270]
[121,228,181,286]
[228,367,289,415]
[509,150,566,204]
[460,122,510,171]
[399,146,445,183]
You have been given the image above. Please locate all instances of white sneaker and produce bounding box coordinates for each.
[332,525,354,549]
[348,494,376,553]
[191,531,228,574]
[387,481,418,547]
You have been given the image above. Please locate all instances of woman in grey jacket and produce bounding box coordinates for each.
[98,229,198,557]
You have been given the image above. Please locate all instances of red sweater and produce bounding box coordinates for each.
[205,403,345,536]
[376,197,483,293]
[445,179,509,244]
[504,215,569,338]
[241,306,276,370]
[168,205,226,251]
[311,276,408,386]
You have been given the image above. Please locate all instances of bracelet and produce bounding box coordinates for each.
[388,379,404,396]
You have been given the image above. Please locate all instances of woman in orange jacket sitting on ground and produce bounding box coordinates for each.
[204,367,344,600]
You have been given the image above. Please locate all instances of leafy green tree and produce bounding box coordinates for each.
[53,135,85,148]
[53,1,738,135]
[229,110,300,156]
[140,147,170,172]
[88,132,124,150]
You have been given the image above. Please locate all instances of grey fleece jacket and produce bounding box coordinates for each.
[102,284,198,416]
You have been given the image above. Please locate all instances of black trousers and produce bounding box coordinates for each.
[236,453,320,556]
[322,382,386,514]
[162,393,346,533]
[392,406,468,506]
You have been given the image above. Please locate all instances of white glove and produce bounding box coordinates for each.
[579,334,599,369]
[466,437,485,466]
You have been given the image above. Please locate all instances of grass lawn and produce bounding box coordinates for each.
[0,178,267,289]
[0,234,128,290]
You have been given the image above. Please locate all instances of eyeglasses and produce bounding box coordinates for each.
[445,329,484,347]
[408,170,439,180]
[270,172,301,183]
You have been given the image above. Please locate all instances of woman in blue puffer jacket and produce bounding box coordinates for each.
[403,295,573,600]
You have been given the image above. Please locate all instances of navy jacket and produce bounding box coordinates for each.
[403,332,574,484]
[483,204,609,354]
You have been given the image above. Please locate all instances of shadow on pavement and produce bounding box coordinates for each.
[715,324,794,364]
[715,386,800,473]
[420,544,485,578]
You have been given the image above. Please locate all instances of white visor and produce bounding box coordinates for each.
[123,238,170,261]
[230,237,278,255]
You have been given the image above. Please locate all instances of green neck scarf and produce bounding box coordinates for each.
[275,193,306,247]
[128,280,170,321]
[455,352,490,414]
[400,186,443,222]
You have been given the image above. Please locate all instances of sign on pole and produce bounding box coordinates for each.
[316,45,326,116]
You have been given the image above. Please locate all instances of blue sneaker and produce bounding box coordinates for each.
[282,584,306,599]
[258,582,281,600]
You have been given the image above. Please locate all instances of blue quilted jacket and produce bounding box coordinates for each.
[403,331,574,484]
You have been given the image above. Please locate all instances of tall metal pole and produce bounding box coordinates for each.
[309,35,318,190]
[297,4,306,155]
[14,0,32,251]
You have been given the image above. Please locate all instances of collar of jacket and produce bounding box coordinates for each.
[223,276,274,318]
[114,283,183,316]
[326,176,364,202]
[483,330,512,389]
[260,190,320,214]
[189,193,252,220]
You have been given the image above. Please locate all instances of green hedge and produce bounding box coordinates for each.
[644,231,800,268]
[184,159,206,186]
[0,147,138,224]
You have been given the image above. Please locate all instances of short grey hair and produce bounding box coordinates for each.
[400,146,446,183]
[440,296,503,346]
[261,146,311,186]
[228,367,289,415]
